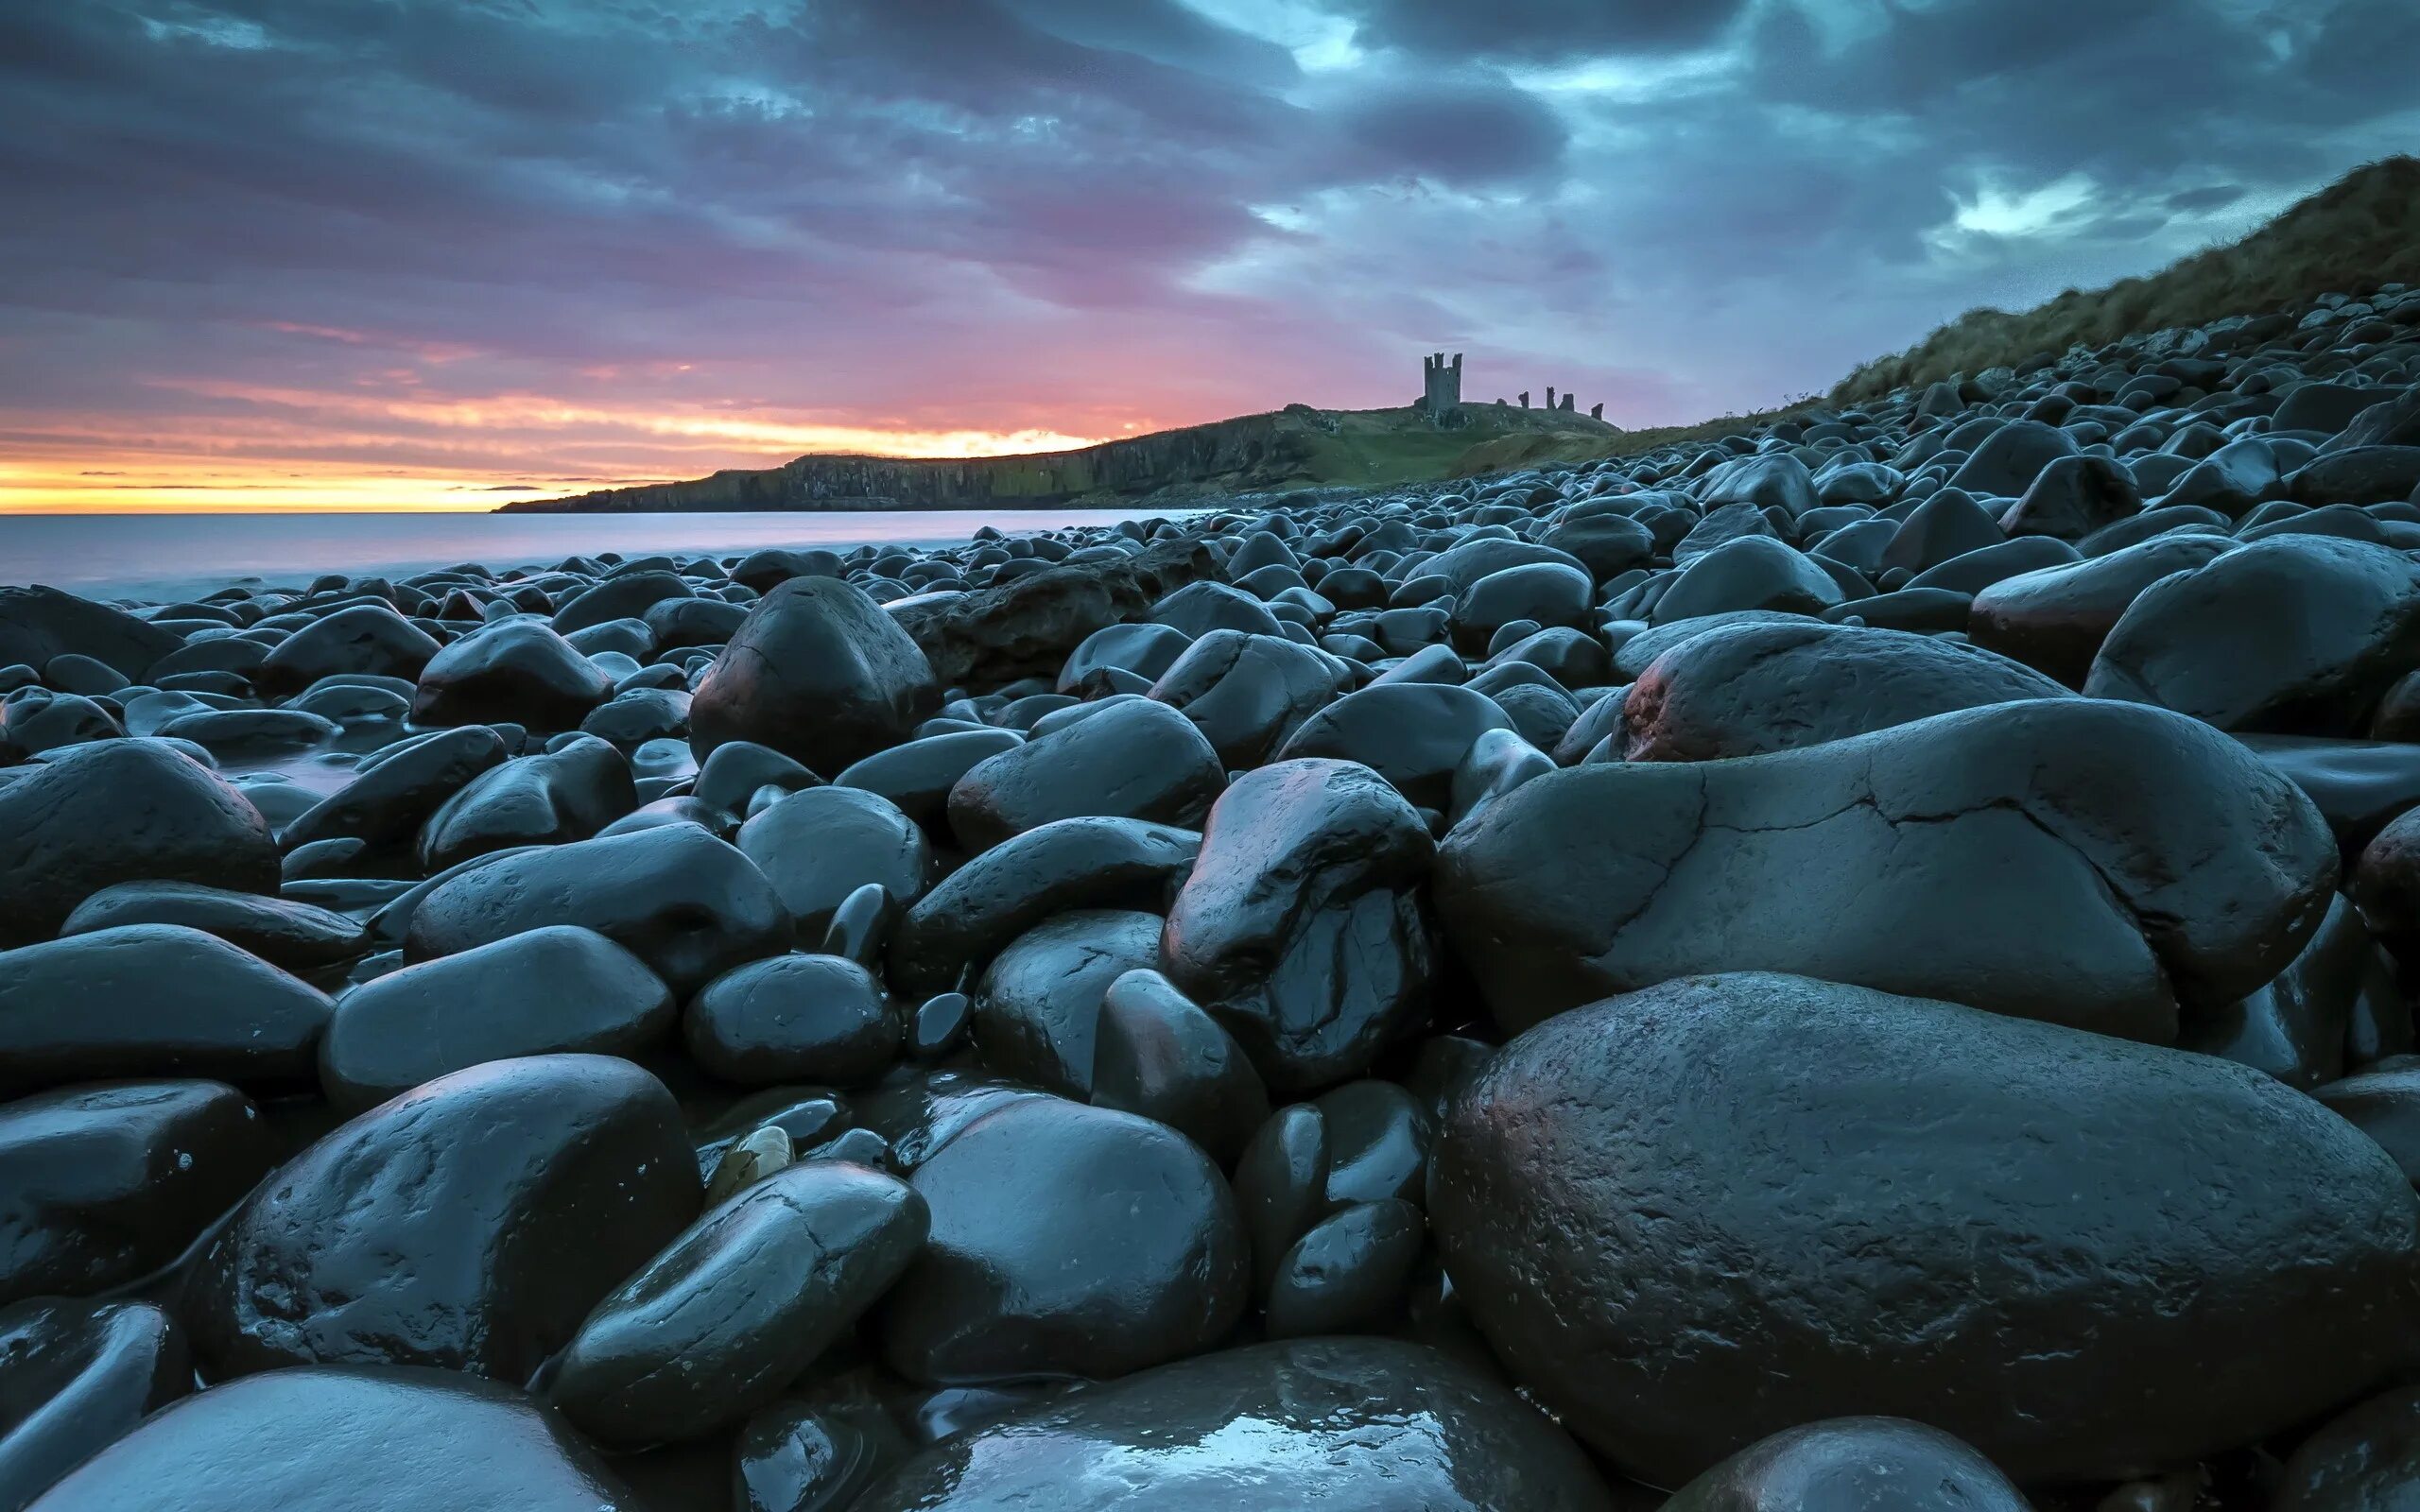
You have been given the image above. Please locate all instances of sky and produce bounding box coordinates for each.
[2,0,2414,511]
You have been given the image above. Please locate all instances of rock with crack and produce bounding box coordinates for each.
[1435,696,2338,1040]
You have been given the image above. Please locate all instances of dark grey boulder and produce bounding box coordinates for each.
[1945,418,2078,497]
[184,1055,700,1382]
[1146,630,1344,769]
[1262,1197,1424,1339]
[969,909,1162,1099]
[0,587,179,683]
[947,696,1223,852]
[1651,536,1842,624]
[1996,453,2141,540]
[1436,698,2338,1040]
[851,1337,1611,1511]
[0,1081,272,1307]
[1091,968,1270,1165]
[1967,533,2233,686]
[685,952,898,1087]
[254,605,439,698]
[0,740,278,950]
[1162,759,1434,1091]
[0,1298,188,1512]
[1622,618,2069,761]
[26,1365,642,1511]
[692,577,940,775]
[1429,973,2420,1486]
[2085,534,2420,732]
[283,725,509,854]
[1273,683,1512,811]
[1659,1418,2031,1512]
[2276,1385,2420,1511]
[737,785,930,944]
[60,882,364,971]
[409,621,614,732]
[416,735,635,871]
[879,1097,1247,1385]
[548,1161,926,1447]
[404,823,789,998]
[320,926,674,1111]
[0,927,331,1098]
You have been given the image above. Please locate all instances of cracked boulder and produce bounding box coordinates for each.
[1429,972,2420,1486]
[1621,617,2069,762]
[1436,697,2337,1040]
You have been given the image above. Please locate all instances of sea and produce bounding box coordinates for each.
[0,508,1212,605]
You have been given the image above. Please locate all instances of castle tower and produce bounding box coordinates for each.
[1422,352,1463,421]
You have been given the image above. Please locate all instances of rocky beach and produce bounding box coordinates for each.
[5,278,2420,1512]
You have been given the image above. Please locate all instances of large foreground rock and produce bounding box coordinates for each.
[183,1056,699,1382]
[852,1337,1611,1511]
[0,741,278,950]
[1436,697,2336,1040]
[1429,973,2420,1486]
[691,577,939,774]
[26,1366,638,1512]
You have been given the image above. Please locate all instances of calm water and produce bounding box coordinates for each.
[0,508,1208,604]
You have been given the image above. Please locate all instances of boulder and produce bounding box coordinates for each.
[890,541,1216,689]
[692,578,940,775]
[1429,973,2420,1485]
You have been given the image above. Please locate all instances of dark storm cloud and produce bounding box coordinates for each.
[0,0,2411,506]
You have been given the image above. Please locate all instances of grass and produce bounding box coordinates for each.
[1830,156,2420,404]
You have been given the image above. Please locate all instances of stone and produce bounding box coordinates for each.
[890,541,1217,689]
[1623,618,2069,761]
[2276,1385,2420,1511]
[1430,972,2420,1486]
[26,1365,642,1512]
[409,621,614,732]
[1090,968,1270,1165]
[1702,452,1822,518]
[879,1097,1248,1385]
[1262,1198,1424,1339]
[0,927,332,1098]
[253,604,439,697]
[0,1082,272,1307]
[60,882,364,971]
[1436,698,2338,1040]
[1161,759,1434,1091]
[1967,533,2234,686]
[0,740,278,950]
[737,785,930,944]
[969,910,1162,1099]
[1273,684,1512,811]
[1996,453,2141,540]
[0,1299,188,1512]
[685,953,898,1087]
[0,587,179,682]
[548,1161,927,1447]
[2315,1068,2420,1186]
[1651,535,1843,624]
[184,1055,700,1382]
[1945,418,2078,497]
[2186,894,2390,1091]
[1658,1418,2031,1512]
[405,823,790,998]
[282,725,509,854]
[735,1394,911,1512]
[553,570,694,635]
[319,925,675,1111]
[1234,1105,1329,1294]
[947,696,1224,852]
[850,1337,1611,1511]
[1057,621,1193,695]
[416,735,635,871]
[1146,631,1343,769]
[887,817,1200,1000]
[2086,535,2420,732]
[693,577,941,774]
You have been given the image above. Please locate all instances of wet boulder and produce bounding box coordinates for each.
[0,1298,189,1512]
[26,1365,641,1512]
[737,786,930,943]
[1429,973,2420,1486]
[253,604,439,698]
[1162,760,1435,1091]
[879,1097,1247,1385]
[1651,536,1842,624]
[319,926,675,1111]
[282,725,508,855]
[0,1081,273,1307]
[2275,1385,2420,1512]
[946,696,1223,853]
[1945,418,2078,497]
[1996,453,2141,541]
[887,817,1199,999]
[1090,968,1270,1165]
[1967,533,2234,686]
[409,621,614,732]
[2085,535,2420,732]
[685,952,898,1087]
[404,823,789,997]
[693,578,940,773]
[1436,698,2338,1040]
[851,1337,1609,1511]
[183,1055,700,1382]
[1273,683,1512,811]
[1146,631,1344,769]
[0,586,179,683]
[0,927,331,1098]
[968,909,1162,1098]
[60,882,364,971]
[417,735,634,872]
[1623,618,2069,761]
[549,1161,927,1448]
[1659,1418,2031,1512]
[0,740,278,950]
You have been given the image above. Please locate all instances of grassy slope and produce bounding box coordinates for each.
[1831,156,2420,404]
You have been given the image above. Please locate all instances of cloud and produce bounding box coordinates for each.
[1337,0,1756,60]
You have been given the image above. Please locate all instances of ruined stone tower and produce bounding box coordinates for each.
[1423,352,1463,421]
